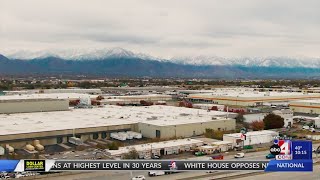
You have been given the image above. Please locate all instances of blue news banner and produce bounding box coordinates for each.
[0,141,314,172]
[265,140,313,172]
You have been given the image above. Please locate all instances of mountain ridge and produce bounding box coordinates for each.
[1,49,320,79]
[4,48,320,68]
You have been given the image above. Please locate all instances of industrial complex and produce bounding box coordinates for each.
[290,100,320,114]
[187,88,320,106]
[0,104,235,149]
[0,85,320,179]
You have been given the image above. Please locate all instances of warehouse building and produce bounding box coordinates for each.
[192,104,225,111]
[3,88,102,95]
[272,109,294,127]
[0,93,99,114]
[0,105,235,149]
[0,99,69,114]
[135,106,235,139]
[223,130,279,147]
[187,88,320,106]
[106,138,204,158]
[102,86,181,94]
[0,107,136,148]
[101,94,173,105]
[0,93,98,101]
[138,116,235,139]
[290,100,320,114]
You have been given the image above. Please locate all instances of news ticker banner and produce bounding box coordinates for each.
[0,159,313,172]
[270,140,312,160]
[265,140,313,171]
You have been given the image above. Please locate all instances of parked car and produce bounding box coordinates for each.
[310,128,316,132]
[151,155,160,159]
[266,153,275,159]
[148,171,165,176]
[234,153,245,158]
[243,145,253,149]
[302,126,310,130]
[211,155,224,160]
[131,175,146,180]
[195,151,206,156]
[206,171,218,173]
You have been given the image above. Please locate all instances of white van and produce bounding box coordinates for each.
[234,153,245,158]
[148,171,165,176]
[302,126,310,130]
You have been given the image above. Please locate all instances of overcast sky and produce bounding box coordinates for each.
[1,0,320,58]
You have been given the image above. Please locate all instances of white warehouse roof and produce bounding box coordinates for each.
[107,138,204,156]
[223,130,278,138]
[0,93,98,101]
[0,105,235,136]
[190,91,320,98]
[290,99,320,104]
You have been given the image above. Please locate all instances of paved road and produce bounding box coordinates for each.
[234,164,319,180]
[52,151,268,180]
[42,143,320,180]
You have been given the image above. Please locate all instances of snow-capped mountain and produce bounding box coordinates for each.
[171,56,320,68]
[6,47,166,62]
[171,55,229,66]
[1,51,320,78]
[4,48,320,68]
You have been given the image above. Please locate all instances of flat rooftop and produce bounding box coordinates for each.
[3,88,101,93]
[0,105,234,136]
[103,94,173,99]
[223,130,278,138]
[188,88,320,100]
[102,86,180,90]
[290,99,320,104]
[107,138,204,155]
[193,104,224,107]
[0,93,97,101]
[190,92,318,98]
[0,98,67,103]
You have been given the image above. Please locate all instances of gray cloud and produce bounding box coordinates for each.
[1,0,320,58]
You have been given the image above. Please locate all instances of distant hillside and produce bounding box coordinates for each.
[1,53,320,79]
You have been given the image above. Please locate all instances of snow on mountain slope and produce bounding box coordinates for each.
[6,48,166,62]
[171,55,229,66]
[4,48,320,68]
[171,56,320,68]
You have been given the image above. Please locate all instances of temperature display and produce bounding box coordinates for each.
[292,141,312,160]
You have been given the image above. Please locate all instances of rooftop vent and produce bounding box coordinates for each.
[180,113,190,116]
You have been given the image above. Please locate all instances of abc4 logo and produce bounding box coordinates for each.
[270,140,291,155]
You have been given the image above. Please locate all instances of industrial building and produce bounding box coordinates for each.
[290,100,320,114]
[0,99,69,114]
[138,116,235,139]
[0,93,98,101]
[101,94,173,105]
[272,109,294,127]
[102,86,181,94]
[0,105,235,150]
[187,88,320,106]
[106,138,204,158]
[0,93,99,114]
[223,130,279,147]
[3,88,102,95]
[192,104,225,111]
[243,113,267,123]
[244,111,293,128]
